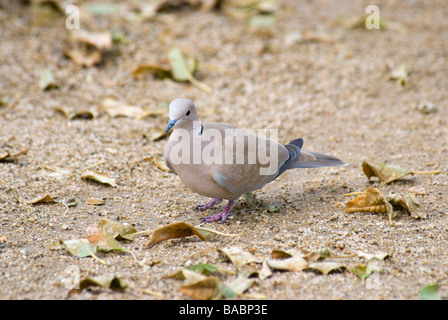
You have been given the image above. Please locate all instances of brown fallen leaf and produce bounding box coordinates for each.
[100,98,165,119]
[86,197,105,205]
[306,262,346,275]
[218,247,262,266]
[179,277,221,300]
[362,161,440,184]
[64,48,102,68]
[152,155,172,172]
[55,106,96,120]
[81,170,117,187]
[301,29,335,43]
[145,130,167,142]
[70,276,127,294]
[23,194,56,204]
[0,148,29,162]
[267,255,308,272]
[387,193,427,219]
[345,188,394,224]
[145,221,206,247]
[97,218,138,240]
[259,260,272,280]
[39,69,58,90]
[131,63,172,80]
[70,30,112,50]
[133,47,212,93]
[100,98,146,119]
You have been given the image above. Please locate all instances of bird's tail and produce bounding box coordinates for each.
[287,138,347,169]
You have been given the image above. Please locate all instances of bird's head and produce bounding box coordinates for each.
[165,98,199,134]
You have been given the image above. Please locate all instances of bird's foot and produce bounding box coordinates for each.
[195,198,222,211]
[200,200,235,223]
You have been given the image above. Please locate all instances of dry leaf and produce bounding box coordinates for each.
[362,162,412,184]
[267,255,308,272]
[81,170,117,187]
[152,156,172,172]
[145,130,167,142]
[55,106,95,120]
[39,69,58,90]
[301,29,334,43]
[70,30,112,50]
[64,48,102,68]
[23,194,56,204]
[271,248,301,259]
[86,197,105,205]
[179,277,221,300]
[345,188,392,215]
[259,260,272,280]
[218,247,262,266]
[387,193,427,219]
[146,221,206,247]
[97,218,138,241]
[100,98,146,119]
[131,63,172,80]
[85,226,124,252]
[306,262,346,275]
[71,276,126,294]
[101,98,165,119]
[389,64,410,87]
[0,148,29,162]
[357,251,389,262]
[226,276,254,296]
[62,239,97,258]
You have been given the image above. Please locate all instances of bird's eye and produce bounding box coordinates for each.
[186,110,190,116]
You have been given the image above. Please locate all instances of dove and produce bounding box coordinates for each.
[164,98,347,223]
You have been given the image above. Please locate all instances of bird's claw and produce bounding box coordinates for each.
[200,211,233,223]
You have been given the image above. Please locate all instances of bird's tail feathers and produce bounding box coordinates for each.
[292,150,347,168]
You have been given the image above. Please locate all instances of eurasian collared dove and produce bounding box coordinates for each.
[164,98,347,223]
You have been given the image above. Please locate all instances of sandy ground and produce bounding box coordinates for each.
[0,0,447,300]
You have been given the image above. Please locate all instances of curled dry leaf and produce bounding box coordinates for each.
[357,251,389,262]
[131,63,172,80]
[85,226,124,252]
[306,262,346,275]
[62,239,97,258]
[23,194,56,204]
[0,148,29,162]
[55,106,96,120]
[259,260,272,280]
[133,47,212,93]
[152,155,172,172]
[86,197,105,205]
[81,170,117,187]
[179,277,221,300]
[145,130,167,142]
[70,30,112,50]
[389,64,410,87]
[64,48,102,68]
[145,221,206,247]
[362,162,412,184]
[70,276,127,294]
[39,69,58,90]
[97,218,138,241]
[267,255,308,272]
[387,193,427,219]
[101,98,165,119]
[345,187,392,216]
[226,276,254,296]
[218,247,262,266]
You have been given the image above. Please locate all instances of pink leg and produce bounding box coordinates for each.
[201,200,235,223]
[195,198,222,211]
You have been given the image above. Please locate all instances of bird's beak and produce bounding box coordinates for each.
[165,119,178,134]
